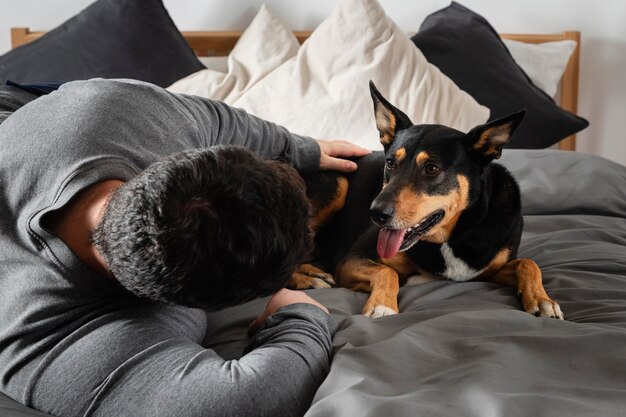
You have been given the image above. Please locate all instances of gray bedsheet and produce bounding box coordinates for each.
[2,149,625,416]
[204,149,626,417]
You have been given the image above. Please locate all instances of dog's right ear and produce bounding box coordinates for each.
[369,81,413,150]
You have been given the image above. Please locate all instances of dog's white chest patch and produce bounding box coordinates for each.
[440,243,483,282]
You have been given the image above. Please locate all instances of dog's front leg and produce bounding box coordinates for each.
[483,258,564,319]
[336,257,399,318]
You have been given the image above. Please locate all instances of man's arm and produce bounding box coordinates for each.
[78,304,335,417]
[180,94,370,174]
[28,300,335,417]
[183,95,321,173]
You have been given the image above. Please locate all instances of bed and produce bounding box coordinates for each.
[1,0,625,416]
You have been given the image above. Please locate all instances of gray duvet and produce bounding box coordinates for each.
[1,149,625,416]
[204,149,626,417]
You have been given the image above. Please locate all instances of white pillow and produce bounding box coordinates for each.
[197,56,229,73]
[503,39,576,99]
[167,4,299,104]
[232,0,489,150]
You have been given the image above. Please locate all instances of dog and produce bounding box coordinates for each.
[289,81,563,320]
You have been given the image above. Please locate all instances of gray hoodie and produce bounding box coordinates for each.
[0,79,334,417]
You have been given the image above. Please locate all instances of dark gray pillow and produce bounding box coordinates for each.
[0,85,37,124]
[0,0,204,87]
[411,2,589,149]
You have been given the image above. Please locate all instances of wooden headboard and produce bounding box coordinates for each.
[11,28,581,151]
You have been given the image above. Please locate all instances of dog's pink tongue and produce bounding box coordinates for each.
[377,228,406,259]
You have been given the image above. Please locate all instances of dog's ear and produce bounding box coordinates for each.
[465,110,526,162]
[369,81,413,150]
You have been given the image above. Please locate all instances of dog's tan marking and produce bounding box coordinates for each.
[474,123,514,156]
[479,248,511,278]
[393,187,424,227]
[432,175,470,242]
[416,151,429,165]
[379,253,419,278]
[393,175,470,244]
[481,258,564,319]
[336,257,399,316]
[395,148,406,162]
[376,108,397,146]
[473,130,490,150]
[288,264,335,289]
[310,176,348,232]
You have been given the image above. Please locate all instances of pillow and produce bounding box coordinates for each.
[231,0,489,151]
[503,39,576,99]
[411,2,589,149]
[188,32,577,101]
[198,57,229,73]
[167,4,299,104]
[0,0,204,87]
[0,85,38,124]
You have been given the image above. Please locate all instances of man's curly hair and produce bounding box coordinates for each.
[92,146,313,309]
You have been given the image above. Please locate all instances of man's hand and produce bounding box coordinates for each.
[249,288,330,335]
[316,139,371,172]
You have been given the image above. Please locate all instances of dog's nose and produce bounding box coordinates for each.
[370,202,394,226]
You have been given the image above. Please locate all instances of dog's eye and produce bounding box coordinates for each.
[385,159,395,170]
[424,163,440,176]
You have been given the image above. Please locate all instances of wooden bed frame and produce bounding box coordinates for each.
[11,28,581,151]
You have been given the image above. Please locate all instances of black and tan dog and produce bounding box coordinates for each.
[290,81,563,320]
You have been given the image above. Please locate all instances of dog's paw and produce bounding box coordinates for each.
[520,293,564,320]
[363,305,398,318]
[361,291,399,318]
[288,275,333,290]
[308,277,334,289]
[536,300,565,320]
[287,264,336,290]
[309,272,336,286]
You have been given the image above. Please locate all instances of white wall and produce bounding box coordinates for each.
[1,0,625,166]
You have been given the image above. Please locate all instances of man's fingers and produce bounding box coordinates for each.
[320,156,358,172]
[316,139,370,172]
[317,139,371,157]
[328,141,371,158]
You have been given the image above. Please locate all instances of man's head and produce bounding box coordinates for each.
[92,146,312,309]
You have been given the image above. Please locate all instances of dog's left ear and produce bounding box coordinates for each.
[465,110,526,162]
[369,81,413,150]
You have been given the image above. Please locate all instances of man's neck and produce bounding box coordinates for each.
[43,180,125,277]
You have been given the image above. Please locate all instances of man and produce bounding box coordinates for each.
[0,79,369,416]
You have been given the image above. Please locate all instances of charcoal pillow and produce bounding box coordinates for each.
[0,85,38,124]
[0,0,204,87]
[411,2,589,149]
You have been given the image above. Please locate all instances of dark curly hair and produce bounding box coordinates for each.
[92,146,313,309]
